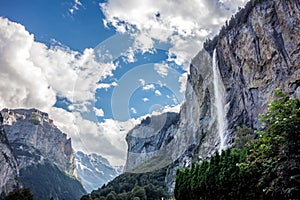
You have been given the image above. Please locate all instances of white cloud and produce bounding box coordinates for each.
[143,84,155,90]
[139,78,145,86]
[154,63,169,77]
[179,73,188,93]
[100,0,248,65]
[49,104,183,166]
[0,17,117,114]
[48,107,141,166]
[69,0,83,14]
[0,17,127,165]
[142,98,149,102]
[93,107,105,117]
[130,107,137,114]
[155,90,162,96]
[97,81,118,90]
[0,17,56,111]
[148,104,181,116]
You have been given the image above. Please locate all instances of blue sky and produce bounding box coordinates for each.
[0,0,112,50]
[0,0,185,122]
[0,0,247,165]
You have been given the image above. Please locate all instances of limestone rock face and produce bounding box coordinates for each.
[1,108,75,174]
[0,113,19,196]
[125,0,300,193]
[124,112,180,172]
[0,108,86,199]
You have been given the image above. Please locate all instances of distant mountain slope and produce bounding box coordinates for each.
[75,151,122,193]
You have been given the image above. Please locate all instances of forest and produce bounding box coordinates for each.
[81,168,169,200]
[174,89,300,199]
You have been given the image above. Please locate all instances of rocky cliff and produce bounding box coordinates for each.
[125,112,180,172]
[124,0,300,193]
[0,108,86,199]
[1,108,75,174]
[0,113,19,197]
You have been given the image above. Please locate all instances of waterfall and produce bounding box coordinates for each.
[212,49,227,152]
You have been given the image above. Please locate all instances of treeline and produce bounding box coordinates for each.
[81,168,169,200]
[1,188,34,200]
[175,89,300,199]
[204,0,268,54]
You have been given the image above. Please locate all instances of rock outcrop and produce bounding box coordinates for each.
[125,0,300,193]
[0,113,19,197]
[1,108,75,174]
[0,108,86,199]
[125,112,180,172]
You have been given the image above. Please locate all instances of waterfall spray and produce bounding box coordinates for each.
[212,49,227,152]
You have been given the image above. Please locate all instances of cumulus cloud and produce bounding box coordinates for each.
[139,78,145,86]
[93,107,105,117]
[142,98,149,102]
[0,17,125,165]
[97,81,118,90]
[48,107,142,166]
[0,17,117,114]
[100,0,248,66]
[179,73,188,93]
[155,90,162,96]
[142,84,155,90]
[69,0,83,14]
[130,107,137,114]
[154,63,169,77]
[0,17,56,111]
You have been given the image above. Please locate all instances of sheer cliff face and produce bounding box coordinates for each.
[217,0,300,135]
[125,112,180,172]
[1,108,75,174]
[182,0,300,160]
[0,108,86,199]
[0,113,18,195]
[125,0,300,193]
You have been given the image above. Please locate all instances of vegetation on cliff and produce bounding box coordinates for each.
[204,0,268,54]
[175,89,300,199]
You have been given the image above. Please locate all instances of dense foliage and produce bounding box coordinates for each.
[20,162,86,200]
[4,188,34,200]
[175,89,300,199]
[83,168,169,200]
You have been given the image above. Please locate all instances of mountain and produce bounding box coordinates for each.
[75,151,123,192]
[0,112,19,198]
[124,0,300,194]
[125,112,180,172]
[0,108,86,199]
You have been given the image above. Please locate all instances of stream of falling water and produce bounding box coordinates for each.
[212,49,227,152]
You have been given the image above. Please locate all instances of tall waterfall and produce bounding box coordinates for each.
[212,49,227,152]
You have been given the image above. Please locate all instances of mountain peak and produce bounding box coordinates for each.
[75,151,123,193]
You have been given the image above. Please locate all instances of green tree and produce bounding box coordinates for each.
[245,89,300,199]
[5,188,34,200]
[234,125,253,150]
[131,186,146,200]
[106,191,117,200]
[80,195,91,200]
[174,89,300,199]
